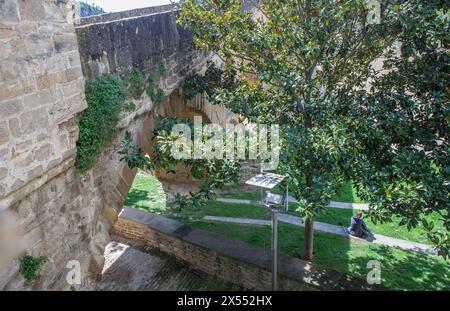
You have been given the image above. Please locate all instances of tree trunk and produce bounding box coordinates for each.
[303,218,314,260]
[303,172,314,260]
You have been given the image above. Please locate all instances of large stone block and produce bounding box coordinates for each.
[37,71,67,89]
[11,139,32,160]
[8,38,27,59]
[0,167,7,179]
[0,79,35,101]
[14,22,37,36]
[26,165,44,180]
[23,90,52,109]
[20,107,49,134]
[34,144,53,162]
[0,121,9,145]
[60,79,82,97]
[49,93,86,125]
[23,35,54,58]
[53,32,78,53]
[0,98,23,118]
[16,152,33,168]
[17,0,45,21]
[0,61,20,81]
[0,0,19,22]
[7,117,20,138]
[0,22,14,39]
[65,66,83,82]
[43,0,72,24]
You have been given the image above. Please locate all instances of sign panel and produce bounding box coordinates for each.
[245,173,285,189]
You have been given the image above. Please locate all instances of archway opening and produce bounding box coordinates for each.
[120,91,214,217]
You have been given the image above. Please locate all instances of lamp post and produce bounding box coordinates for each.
[245,173,285,291]
[271,207,278,290]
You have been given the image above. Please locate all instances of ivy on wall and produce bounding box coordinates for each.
[75,62,167,172]
[75,74,128,172]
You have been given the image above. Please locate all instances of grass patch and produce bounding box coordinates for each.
[224,180,365,203]
[314,207,442,245]
[125,175,438,244]
[124,172,167,214]
[332,181,364,203]
[200,201,271,219]
[124,174,449,291]
[172,219,450,291]
[207,199,437,245]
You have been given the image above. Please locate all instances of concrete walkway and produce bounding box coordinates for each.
[204,214,437,256]
[97,235,241,291]
[216,198,370,210]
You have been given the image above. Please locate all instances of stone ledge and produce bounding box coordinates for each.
[116,207,387,291]
[74,4,176,27]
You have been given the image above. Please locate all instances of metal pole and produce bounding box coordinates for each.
[285,184,289,212]
[271,208,278,291]
[260,163,264,203]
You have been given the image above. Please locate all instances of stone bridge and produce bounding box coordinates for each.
[0,1,240,290]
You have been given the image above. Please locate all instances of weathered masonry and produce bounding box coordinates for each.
[0,1,235,290]
[115,208,385,291]
[0,0,373,291]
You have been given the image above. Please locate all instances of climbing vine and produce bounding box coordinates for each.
[75,74,127,172]
[19,254,47,286]
[118,116,241,209]
[76,62,168,172]
[125,67,145,100]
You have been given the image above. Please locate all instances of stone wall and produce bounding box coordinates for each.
[0,1,256,291]
[72,7,246,205]
[115,208,386,291]
[0,0,107,290]
[0,0,84,207]
[0,1,219,290]
[75,5,207,79]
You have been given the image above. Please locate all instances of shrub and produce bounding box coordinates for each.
[75,75,127,172]
[19,255,47,286]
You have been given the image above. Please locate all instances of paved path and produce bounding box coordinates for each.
[97,236,241,291]
[204,215,436,256]
[217,198,370,210]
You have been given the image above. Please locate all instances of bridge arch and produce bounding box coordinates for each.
[0,2,246,290]
[74,5,243,232]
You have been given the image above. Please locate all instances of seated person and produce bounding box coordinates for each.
[347,211,370,238]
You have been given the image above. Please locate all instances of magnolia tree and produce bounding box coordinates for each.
[176,0,449,259]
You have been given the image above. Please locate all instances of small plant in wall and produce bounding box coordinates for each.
[19,254,47,286]
[146,61,167,103]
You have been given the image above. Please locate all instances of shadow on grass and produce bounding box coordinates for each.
[187,220,449,291]
[124,175,450,290]
[124,188,166,214]
[347,245,450,291]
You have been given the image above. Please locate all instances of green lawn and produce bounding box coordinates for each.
[171,218,450,291]
[332,181,365,203]
[202,199,438,245]
[224,180,365,203]
[313,206,443,245]
[124,174,450,291]
[124,172,166,214]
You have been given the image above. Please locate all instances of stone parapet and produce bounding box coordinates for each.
[115,207,387,291]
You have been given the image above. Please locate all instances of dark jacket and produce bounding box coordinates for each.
[347,216,368,237]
